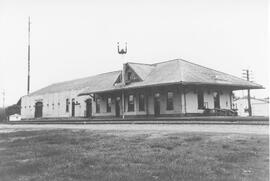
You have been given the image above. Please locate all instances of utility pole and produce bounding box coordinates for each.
[27,16,31,95]
[2,90,5,121]
[242,69,252,116]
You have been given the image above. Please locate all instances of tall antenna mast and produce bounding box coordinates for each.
[27,16,31,95]
[117,42,128,119]
[117,41,128,85]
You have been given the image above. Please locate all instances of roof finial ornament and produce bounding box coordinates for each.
[117,42,127,54]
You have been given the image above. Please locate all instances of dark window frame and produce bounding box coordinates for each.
[139,93,145,111]
[213,91,220,109]
[166,91,174,110]
[66,99,70,112]
[128,94,135,112]
[197,90,204,109]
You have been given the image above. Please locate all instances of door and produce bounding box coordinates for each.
[85,99,92,118]
[115,97,121,117]
[34,102,43,118]
[71,99,75,117]
[214,92,220,109]
[154,93,160,116]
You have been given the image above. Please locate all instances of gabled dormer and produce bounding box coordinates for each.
[123,64,142,84]
[113,62,155,86]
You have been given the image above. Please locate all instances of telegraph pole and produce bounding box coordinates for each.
[2,90,5,121]
[242,69,252,116]
[27,16,31,95]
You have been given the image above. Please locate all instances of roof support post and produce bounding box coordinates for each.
[229,90,233,110]
[88,94,94,99]
[178,85,182,115]
[145,88,149,117]
[183,87,187,115]
[122,90,125,119]
[247,89,252,116]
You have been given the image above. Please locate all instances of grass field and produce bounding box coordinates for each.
[0,129,268,181]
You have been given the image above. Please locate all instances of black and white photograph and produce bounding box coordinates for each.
[0,0,269,180]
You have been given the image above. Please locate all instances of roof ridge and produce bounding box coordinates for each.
[151,58,180,66]
[127,62,154,66]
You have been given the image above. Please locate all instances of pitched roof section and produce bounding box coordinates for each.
[28,59,263,97]
[178,59,262,87]
[130,59,262,88]
[128,59,182,86]
[79,59,262,94]
[29,71,121,96]
[127,63,155,80]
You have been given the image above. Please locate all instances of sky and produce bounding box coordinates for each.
[0,0,269,106]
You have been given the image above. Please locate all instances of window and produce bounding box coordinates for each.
[128,95,134,112]
[96,98,100,113]
[139,94,145,111]
[167,92,174,110]
[197,90,204,109]
[127,72,132,81]
[107,97,111,112]
[66,99,69,112]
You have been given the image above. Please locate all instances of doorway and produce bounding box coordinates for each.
[214,92,220,109]
[85,99,92,118]
[115,97,121,117]
[154,93,160,116]
[71,99,75,117]
[34,101,43,118]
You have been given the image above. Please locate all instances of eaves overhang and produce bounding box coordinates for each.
[78,81,264,96]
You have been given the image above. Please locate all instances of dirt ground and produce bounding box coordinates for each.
[0,124,268,135]
[0,126,268,181]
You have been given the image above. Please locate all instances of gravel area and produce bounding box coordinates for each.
[0,124,268,135]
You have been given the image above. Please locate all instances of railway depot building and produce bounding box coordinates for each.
[20,59,262,119]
